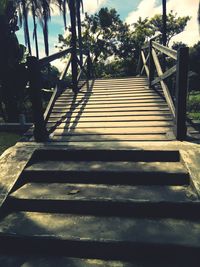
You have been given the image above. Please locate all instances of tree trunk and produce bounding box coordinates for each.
[32,5,39,59]
[76,2,83,66]
[22,0,32,55]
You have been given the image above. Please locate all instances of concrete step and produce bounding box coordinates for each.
[19,149,189,186]
[23,161,189,186]
[28,149,181,162]
[0,211,200,260]
[1,255,178,267]
[8,183,198,218]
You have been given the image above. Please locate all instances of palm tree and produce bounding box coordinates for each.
[162,0,167,46]
[76,0,83,65]
[27,0,40,58]
[66,0,84,64]
[17,0,32,55]
[42,0,51,56]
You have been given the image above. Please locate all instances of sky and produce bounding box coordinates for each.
[17,0,199,70]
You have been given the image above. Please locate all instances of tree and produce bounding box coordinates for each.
[149,10,190,46]
[17,0,32,55]
[0,0,27,121]
[57,7,191,78]
[82,8,131,62]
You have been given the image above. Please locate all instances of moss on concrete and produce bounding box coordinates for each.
[0,132,20,155]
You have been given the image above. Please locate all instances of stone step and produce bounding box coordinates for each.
[29,149,181,162]
[23,161,189,186]
[0,211,200,260]
[0,255,170,267]
[8,183,198,218]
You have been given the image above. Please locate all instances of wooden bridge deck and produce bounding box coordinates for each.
[47,77,175,143]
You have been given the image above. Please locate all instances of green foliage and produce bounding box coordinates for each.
[149,10,190,46]
[171,41,187,51]
[41,64,60,89]
[188,92,200,112]
[58,7,190,78]
[187,92,200,120]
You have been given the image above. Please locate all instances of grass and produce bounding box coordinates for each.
[0,132,20,156]
[188,91,200,121]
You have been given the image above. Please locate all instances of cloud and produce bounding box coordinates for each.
[125,0,199,47]
[51,3,62,16]
[83,0,107,14]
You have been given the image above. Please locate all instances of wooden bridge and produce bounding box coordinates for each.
[0,35,200,266]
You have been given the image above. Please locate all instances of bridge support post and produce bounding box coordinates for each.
[87,52,92,80]
[27,56,49,142]
[149,40,154,87]
[175,47,189,140]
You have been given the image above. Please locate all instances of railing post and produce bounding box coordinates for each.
[136,51,142,75]
[69,0,78,94]
[174,47,189,140]
[149,40,154,87]
[87,52,92,80]
[27,56,49,142]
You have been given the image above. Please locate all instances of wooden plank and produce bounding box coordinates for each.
[53,127,172,135]
[60,92,161,98]
[151,65,177,86]
[51,106,169,113]
[58,93,163,100]
[80,90,162,95]
[54,100,166,107]
[56,97,163,103]
[50,111,171,118]
[51,134,170,141]
[93,83,149,87]
[48,115,172,123]
[52,103,168,111]
[62,90,153,96]
[47,121,174,128]
[152,48,175,118]
[94,77,148,82]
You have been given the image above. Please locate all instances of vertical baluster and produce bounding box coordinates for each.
[149,40,154,87]
[87,52,92,80]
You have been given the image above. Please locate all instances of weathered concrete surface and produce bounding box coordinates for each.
[1,141,200,206]
[0,255,195,267]
[0,145,35,209]
[0,140,200,266]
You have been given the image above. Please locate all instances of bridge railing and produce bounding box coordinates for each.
[138,38,189,141]
[26,47,93,142]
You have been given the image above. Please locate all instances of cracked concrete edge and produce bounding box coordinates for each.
[180,148,200,199]
[0,145,36,210]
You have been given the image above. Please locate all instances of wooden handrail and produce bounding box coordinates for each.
[151,65,176,86]
[151,48,175,118]
[39,47,72,67]
[152,41,177,60]
[139,39,189,140]
[44,55,72,122]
